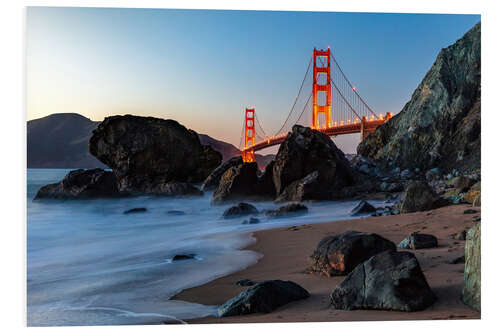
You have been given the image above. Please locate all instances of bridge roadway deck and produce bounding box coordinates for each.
[243,119,385,153]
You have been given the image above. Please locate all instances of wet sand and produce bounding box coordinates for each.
[173,204,480,323]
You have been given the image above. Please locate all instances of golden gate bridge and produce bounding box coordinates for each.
[239,47,392,162]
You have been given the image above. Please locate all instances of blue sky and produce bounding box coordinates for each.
[26,7,480,153]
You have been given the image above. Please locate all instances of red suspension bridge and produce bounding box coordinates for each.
[240,47,392,162]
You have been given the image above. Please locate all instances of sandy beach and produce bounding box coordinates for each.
[173,204,480,324]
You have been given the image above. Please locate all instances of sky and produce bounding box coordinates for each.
[26,7,480,153]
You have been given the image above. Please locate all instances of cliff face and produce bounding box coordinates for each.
[357,22,481,173]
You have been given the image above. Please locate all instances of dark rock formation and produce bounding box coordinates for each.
[463,209,479,215]
[308,231,396,276]
[330,251,436,311]
[448,176,475,193]
[235,279,255,287]
[123,207,147,214]
[218,280,309,317]
[399,181,446,213]
[34,168,120,200]
[172,254,196,261]
[398,233,438,249]
[201,156,243,191]
[462,223,480,311]
[275,171,322,202]
[449,256,465,264]
[89,115,222,194]
[357,23,481,174]
[350,200,377,216]
[255,161,277,199]
[166,210,185,216]
[264,203,308,219]
[272,125,354,200]
[212,162,259,203]
[222,202,259,219]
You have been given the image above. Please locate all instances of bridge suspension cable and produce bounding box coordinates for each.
[273,54,313,137]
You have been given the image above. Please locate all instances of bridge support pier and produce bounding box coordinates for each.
[360,116,368,141]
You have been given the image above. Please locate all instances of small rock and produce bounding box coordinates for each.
[124,207,147,214]
[172,254,196,261]
[235,279,255,287]
[398,232,438,249]
[400,181,446,213]
[167,210,185,216]
[464,209,478,214]
[265,203,308,219]
[350,200,376,216]
[222,202,259,219]
[451,230,467,240]
[218,280,309,317]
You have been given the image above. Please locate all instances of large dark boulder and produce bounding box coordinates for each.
[212,162,260,204]
[218,280,309,317]
[330,251,436,311]
[350,200,377,216]
[34,168,120,199]
[398,232,438,249]
[222,202,259,219]
[357,23,480,174]
[399,181,446,213]
[462,223,481,311]
[89,115,222,194]
[201,156,243,191]
[308,231,396,276]
[272,125,354,200]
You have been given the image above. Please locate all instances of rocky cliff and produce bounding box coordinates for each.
[357,22,481,173]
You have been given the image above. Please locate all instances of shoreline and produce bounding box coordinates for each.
[173,204,480,324]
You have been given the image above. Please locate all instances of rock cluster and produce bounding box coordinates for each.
[357,23,481,174]
[398,233,438,249]
[34,168,120,200]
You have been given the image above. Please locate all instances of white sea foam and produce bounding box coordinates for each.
[27,168,383,326]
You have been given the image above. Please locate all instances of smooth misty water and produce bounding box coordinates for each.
[27,169,383,326]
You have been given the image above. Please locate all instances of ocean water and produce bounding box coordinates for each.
[27,168,382,326]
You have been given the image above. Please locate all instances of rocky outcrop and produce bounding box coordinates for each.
[89,115,222,194]
[212,162,259,203]
[330,251,436,311]
[398,233,438,249]
[34,168,120,199]
[462,223,481,311]
[399,181,446,213]
[463,181,481,205]
[222,202,259,219]
[308,231,396,276]
[357,22,481,174]
[272,125,355,201]
[264,203,308,219]
[201,156,243,191]
[218,280,309,317]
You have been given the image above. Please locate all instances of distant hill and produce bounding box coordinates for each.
[27,113,274,169]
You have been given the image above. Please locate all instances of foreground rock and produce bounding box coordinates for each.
[123,207,147,214]
[218,280,309,317]
[89,115,222,194]
[308,231,396,276]
[201,156,243,191]
[357,23,480,174]
[330,251,436,311]
[272,125,355,201]
[222,203,259,219]
[462,223,481,311]
[398,233,438,249]
[34,168,120,200]
[399,181,446,213]
[265,203,308,219]
[350,200,377,216]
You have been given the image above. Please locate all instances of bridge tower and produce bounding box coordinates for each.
[242,108,256,162]
[312,48,332,129]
